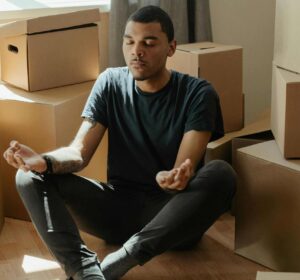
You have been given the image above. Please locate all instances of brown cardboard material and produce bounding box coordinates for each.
[256,272,300,280]
[271,65,300,158]
[274,0,300,74]
[0,81,107,220]
[0,9,100,91]
[230,130,274,215]
[235,140,300,271]
[167,41,243,133]
[205,112,270,164]
[0,166,4,232]
[231,130,274,168]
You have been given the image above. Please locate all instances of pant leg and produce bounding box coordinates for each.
[123,160,237,264]
[15,170,142,277]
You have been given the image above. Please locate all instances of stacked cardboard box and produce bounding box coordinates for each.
[235,141,300,271]
[0,166,4,232]
[0,81,108,220]
[167,41,244,133]
[256,272,300,280]
[271,0,300,159]
[0,10,105,221]
[0,9,100,91]
[234,0,300,271]
[271,65,300,158]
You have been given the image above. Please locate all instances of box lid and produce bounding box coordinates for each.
[0,8,100,37]
[238,140,300,172]
[176,41,242,55]
[257,271,300,280]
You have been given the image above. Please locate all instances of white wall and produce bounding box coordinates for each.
[210,0,276,124]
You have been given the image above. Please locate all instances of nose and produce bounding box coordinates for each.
[132,43,144,58]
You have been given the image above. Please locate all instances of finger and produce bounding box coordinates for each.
[166,169,177,184]
[5,149,19,166]
[14,155,30,171]
[174,165,186,181]
[10,140,19,146]
[181,159,194,177]
[167,180,187,191]
[9,140,21,153]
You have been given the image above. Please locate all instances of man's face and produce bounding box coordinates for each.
[123,21,176,81]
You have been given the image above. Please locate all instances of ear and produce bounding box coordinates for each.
[167,40,177,57]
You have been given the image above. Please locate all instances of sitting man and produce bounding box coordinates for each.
[3,5,236,280]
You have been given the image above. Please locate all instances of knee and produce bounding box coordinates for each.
[202,160,237,196]
[15,169,38,195]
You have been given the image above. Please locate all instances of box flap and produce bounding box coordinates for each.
[0,81,94,105]
[257,271,300,280]
[176,41,242,55]
[277,66,300,84]
[208,111,270,149]
[238,140,300,171]
[0,8,100,37]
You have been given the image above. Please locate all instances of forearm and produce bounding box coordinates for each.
[43,119,106,174]
[44,146,84,174]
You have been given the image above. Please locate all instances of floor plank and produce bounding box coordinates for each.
[0,214,270,279]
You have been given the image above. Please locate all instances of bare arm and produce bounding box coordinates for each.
[45,118,106,173]
[156,130,211,191]
[3,118,106,174]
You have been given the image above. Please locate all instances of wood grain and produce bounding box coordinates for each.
[0,214,270,279]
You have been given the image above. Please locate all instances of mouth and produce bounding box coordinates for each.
[130,59,146,67]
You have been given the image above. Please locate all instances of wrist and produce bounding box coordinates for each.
[42,155,53,174]
[33,155,53,176]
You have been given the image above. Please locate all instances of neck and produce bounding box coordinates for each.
[136,69,171,93]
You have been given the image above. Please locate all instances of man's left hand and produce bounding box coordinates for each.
[156,159,194,191]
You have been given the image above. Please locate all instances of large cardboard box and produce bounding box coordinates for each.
[205,112,270,164]
[274,0,300,74]
[0,166,4,232]
[235,140,300,271]
[0,81,108,220]
[0,9,100,91]
[257,272,300,280]
[167,41,243,133]
[271,65,300,158]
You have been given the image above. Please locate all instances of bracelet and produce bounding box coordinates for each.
[32,155,53,176]
[42,155,53,174]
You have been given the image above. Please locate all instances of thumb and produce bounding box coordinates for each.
[10,140,20,149]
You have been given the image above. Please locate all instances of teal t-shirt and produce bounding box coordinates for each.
[82,67,224,191]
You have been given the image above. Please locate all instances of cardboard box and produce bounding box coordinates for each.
[0,9,100,91]
[167,41,243,133]
[274,0,300,74]
[257,272,300,280]
[0,81,108,220]
[0,166,4,232]
[205,112,270,164]
[235,140,300,271]
[271,65,300,158]
[231,130,274,167]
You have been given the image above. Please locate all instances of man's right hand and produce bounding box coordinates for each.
[3,140,46,173]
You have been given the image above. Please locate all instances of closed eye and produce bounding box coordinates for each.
[124,40,134,45]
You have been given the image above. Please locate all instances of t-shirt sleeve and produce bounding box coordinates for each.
[81,69,110,127]
[184,84,224,141]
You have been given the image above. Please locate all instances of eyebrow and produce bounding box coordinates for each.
[123,34,159,40]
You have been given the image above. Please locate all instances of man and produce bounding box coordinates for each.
[3,5,236,280]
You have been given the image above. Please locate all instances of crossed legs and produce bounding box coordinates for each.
[15,159,236,279]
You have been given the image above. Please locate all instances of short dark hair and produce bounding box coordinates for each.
[127,5,174,42]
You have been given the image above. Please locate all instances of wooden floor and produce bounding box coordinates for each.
[0,213,270,280]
